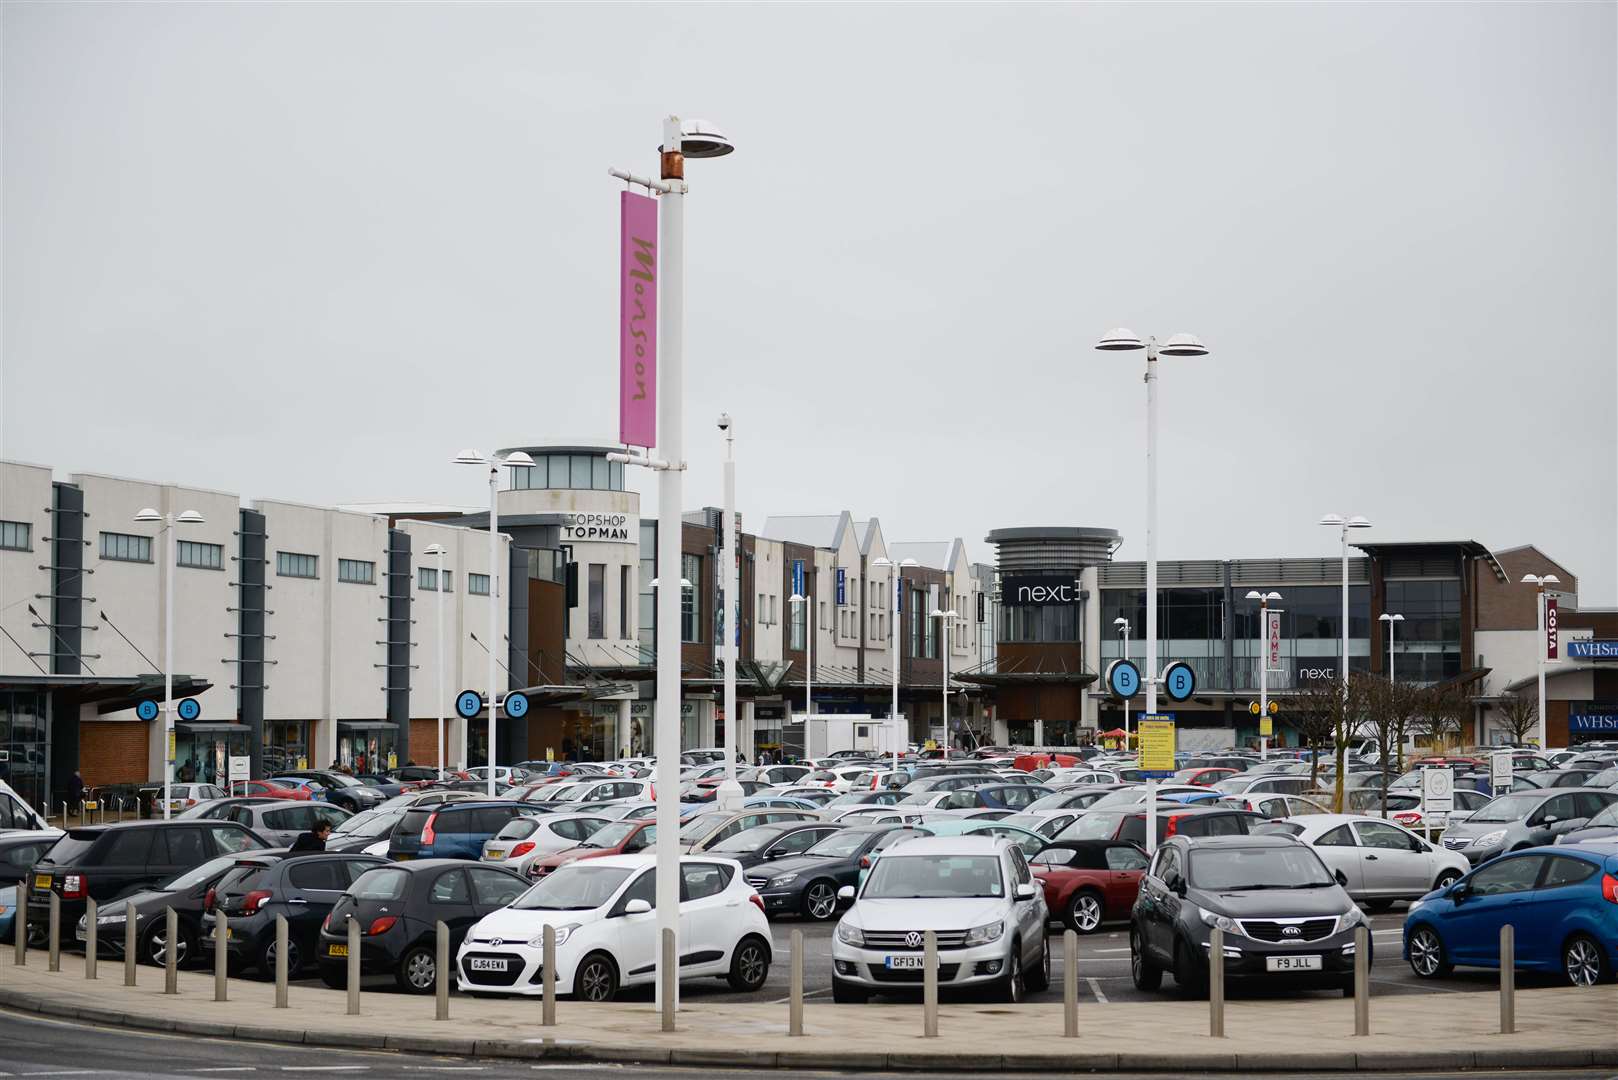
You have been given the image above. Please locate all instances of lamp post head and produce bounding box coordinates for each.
[1520,573,1561,587]
[499,450,536,469]
[1095,328,1145,352]
[453,449,488,466]
[650,578,694,589]
[675,118,735,159]
[789,593,807,604]
[717,412,732,433]
[134,508,163,524]
[176,510,206,525]
[1345,516,1373,529]
[1158,333,1209,357]
[1379,612,1405,622]
[1245,590,1282,602]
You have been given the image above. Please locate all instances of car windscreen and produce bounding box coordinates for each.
[332,808,401,839]
[1187,846,1334,890]
[37,831,101,865]
[803,830,871,858]
[1467,793,1542,823]
[580,821,637,849]
[1587,802,1618,827]
[160,854,238,891]
[709,825,784,853]
[513,864,633,910]
[862,855,1004,899]
[1061,814,1123,840]
[350,867,410,901]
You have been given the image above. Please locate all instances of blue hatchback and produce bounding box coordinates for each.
[387,801,530,861]
[1403,842,1618,986]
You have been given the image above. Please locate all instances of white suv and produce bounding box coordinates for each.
[456,854,771,1001]
[830,835,1050,1003]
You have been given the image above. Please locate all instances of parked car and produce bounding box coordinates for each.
[1547,769,1611,789]
[1558,801,1618,845]
[1029,839,1149,933]
[1224,794,1330,820]
[1439,789,1618,865]
[755,765,813,786]
[1000,811,1082,840]
[830,835,1050,1003]
[1058,805,1264,847]
[0,886,14,945]
[456,855,772,1000]
[165,784,228,815]
[1212,774,1317,797]
[200,800,351,847]
[317,860,528,992]
[0,831,61,887]
[1284,814,1469,909]
[1172,767,1239,787]
[324,807,409,855]
[480,813,611,877]
[1403,841,1618,986]
[271,771,386,813]
[202,852,388,976]
[910,820,1047,861]
[233,780,313,801]
[0,780,52,834]
[1130,835,1367,997]
[525,819,659,879]
[388,801,531,861]
[680,809,821,853]
[704,821,847,870]
[747,824,930,921]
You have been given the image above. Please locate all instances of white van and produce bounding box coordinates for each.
[0,780,55,834]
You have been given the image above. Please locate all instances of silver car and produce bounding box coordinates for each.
[1439,788,1618,865]
[1285,814,1469,908]
[830,835,1050,1003]
[196,799,350,846]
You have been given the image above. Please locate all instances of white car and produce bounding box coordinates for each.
[1279,813,1469,908]
[481,813,612,875]
[831,835,1050,1003]
[807,767,877,794]
[456,854,772,1001]
[166,783,227,814]
[558,779,655,805]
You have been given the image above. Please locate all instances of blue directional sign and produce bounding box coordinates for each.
[1163,662,1197,702]
[792,560,805,598]
[176,698,202,722]
[1107,659,1142,700]
[455,690,484,720]
[136,700,160,722]
[836,568,846,605]
[502,691,530,719]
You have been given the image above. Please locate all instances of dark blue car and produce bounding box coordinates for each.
[1403,841,1618,987]
[387,802,529,861]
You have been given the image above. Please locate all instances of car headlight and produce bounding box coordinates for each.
[1407,898,1425,913]
[1340,906,1364,929]
[836,922,865,946]
[1197,907,1239,935]
[768,873,798,888]
[528,923,580,949]
[962,920,1004,947]
[96,913,128,925]
[1474,830,1507,849]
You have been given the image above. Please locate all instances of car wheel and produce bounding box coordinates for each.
[396,944,437,994]
[573,951,619,1002]
[1024,934,1051,993]
[1407,925,1452,978]
[802,881,838,921]
[318,963,346,989]
[1433,870,1462,892]
[726,935,771,992]
[1067,890,1104,934]
[143,920,193,968]
[1000,943,1024,1003]
[1130,927,1162,991]
[1340,979,1356,997]
[259,935,300,979]
[1174,940,1208,998]
[1563,934,1610,987]
[831,976,868,1004]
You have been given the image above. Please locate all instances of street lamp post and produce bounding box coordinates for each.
[424,544,448,780]
[1378,612,1404,683]
[1318,515,1372,694]
[1113,617,1131,744]
[1520,574,1561,749]
[789,592,813,721]
[872,556,917,779]
[133,507,205,821]
[1246,591,1282,761]
[930,609,961,751]
[454,448,535,796]
[715,414,743,811]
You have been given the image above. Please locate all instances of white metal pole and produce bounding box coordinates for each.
[717,426,741,810]
[1259,598,1268,762]
[1388,617,1395,685]
[942,617,950,752]
[891,571,900,777]
[1145,341,1159,717]
[1536,588,1547,749]
[436,547,446,780]
[487,466,499,798]
[806,593,814,720]
[1121,623,1130,744]
[1340,527,1349,697]
[162,513,174,821]
[652,114,685,1015]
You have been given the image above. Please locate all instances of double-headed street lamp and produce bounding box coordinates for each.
[930,608,961,750]
[1378,612,1404,683]
[1113,617,1131,742]
[133,506,205,820]
[1521,573,1561,749]
[1245,591,1282,761]
[454,448,535,796]
[423,543,448,780]
[1318,514,1372,695]
[871,555,917,777]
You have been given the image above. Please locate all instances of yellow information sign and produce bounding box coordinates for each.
[167,729,176,761]
[1137,716,1176,773]
[546,747,555,762]
[1260,717,1274,736]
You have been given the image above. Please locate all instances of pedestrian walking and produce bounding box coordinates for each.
[288,820,333,853]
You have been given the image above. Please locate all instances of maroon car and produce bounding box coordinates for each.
[1030,839,1149,933]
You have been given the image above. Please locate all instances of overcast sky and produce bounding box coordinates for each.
[5,3,1615,602]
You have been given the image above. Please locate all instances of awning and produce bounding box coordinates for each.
[0,673,213,715]
[337,721,398,732]
[176,722,249,734]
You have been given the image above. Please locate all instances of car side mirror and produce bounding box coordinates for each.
[1334,869,1349,887]
[623,898,652,916]
[1014,882,1037,901]
[836,885,855,904]
[1170,878,1187,898]
[1449,882,1469,903]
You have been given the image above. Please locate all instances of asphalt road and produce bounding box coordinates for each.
[0,1007,1612,1080]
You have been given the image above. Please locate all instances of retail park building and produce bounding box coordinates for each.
[2,443,1612,810]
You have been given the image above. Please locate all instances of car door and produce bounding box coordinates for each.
[1308,823,1364,895]
[1102,843,1148,918]
[1138,847,1182,963]
[425,868,481,949]
[284,860,348,949]
[1005,847,1042,957]
[93,827,155,901]
[1350,820,1431,897]
[678,862,736,974]
[609,869,661,986]
[261,807,308,847]
[1525,794,1579,845]
[1446,854,1547,965]
[466,867,527,916]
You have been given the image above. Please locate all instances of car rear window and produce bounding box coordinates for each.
[38,831,101,865]
[399,809,433,836]
[217,863,274,894]
[496,818,540,840]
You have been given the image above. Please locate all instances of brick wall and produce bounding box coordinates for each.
[1475,547,1578,631]
[79,721,150,789]
[408,719,443,768]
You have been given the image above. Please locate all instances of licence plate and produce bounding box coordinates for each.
[394,854,412,861]
[1266,955,1322,972]
[33,874,51,891]
[487,850,506,860]
[469,957,508,972]
[884,955,925,970]
[327,944,348,958]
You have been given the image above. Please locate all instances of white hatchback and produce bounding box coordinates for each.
[481,813,613,876]
[456,854,772,1001]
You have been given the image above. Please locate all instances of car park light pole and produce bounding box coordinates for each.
[1246,591,1281,761]
[455,448,536,795]
[930,609,961,750]
[872,556,917,778]
[1520,573,1561,749]
[1318,514,1372,699]
[790,591,814,720]
[716,413,744,811]
[1114,617,1131,742]
[424,543,448,780]
[1378,612,1404,683]
[133,506,205,820]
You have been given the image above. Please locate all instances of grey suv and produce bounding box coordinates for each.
[1439,788,1618,865]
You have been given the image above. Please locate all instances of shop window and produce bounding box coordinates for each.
[100,531,153,563]
[0,520,31,551]
[276,551,318,579]
[177,540,224,570]
[338,558,375,585]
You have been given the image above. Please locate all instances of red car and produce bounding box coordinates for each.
[525,819,658,878]
[1029,839,1150,933]
[1172,767,1238,787]
[238,779,312,800]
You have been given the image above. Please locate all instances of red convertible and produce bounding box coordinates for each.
[1029,839,1149,934]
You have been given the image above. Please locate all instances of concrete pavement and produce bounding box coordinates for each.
[1,952,1614,1072]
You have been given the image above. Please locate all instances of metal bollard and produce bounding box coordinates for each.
[214,911,228,1002]
[922,930,938,1038]
[541,924,557,1027]
[274,915,288,1009]
[789,929,804,1037]
[1499,924,1515,1034]
[14,887,27,966]
[1208,927,1225,1037]
[48,892,60,972]
[84,897,97,980]
[1063,929,1078,1038]
[1353,925,1369,1036]
[435,920,449,1021]
[163,907,178,994]
[124,902,137,986]
[346,916,361,1015]
[659,927,675,1032]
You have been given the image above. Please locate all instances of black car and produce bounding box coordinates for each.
[1130,835,1367,998]
[1058,805,1264,847]
[324,807,408,854]
[389,766,444,784]
[704,821,847,870]
[316,860,528,992]
[0,832,59,888]
[744,824,929,921]
[27,820,271,941]
[73,849,288,965]
[203,852,388,975]
[271,771,386,812]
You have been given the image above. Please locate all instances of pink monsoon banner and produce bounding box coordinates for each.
[619,191,658,448]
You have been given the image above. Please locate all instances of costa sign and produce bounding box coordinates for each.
[1545,597,1559,661]
[1001,574,1081,606]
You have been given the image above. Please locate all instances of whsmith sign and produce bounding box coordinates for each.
[560,512,637,544]
[1568,640,1618,659]
[1001,575,1083,606]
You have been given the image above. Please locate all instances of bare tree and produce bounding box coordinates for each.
[1289,679,1340,792]
[1358,674,1421,815]
[1416,684,1472,752]
[1494,690,1539,745]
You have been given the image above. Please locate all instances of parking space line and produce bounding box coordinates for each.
[1087,976,1109,1003]
[1372,977,1466,993]
[768,987,831,1004]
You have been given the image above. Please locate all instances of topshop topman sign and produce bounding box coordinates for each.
[1001,575,1082,606]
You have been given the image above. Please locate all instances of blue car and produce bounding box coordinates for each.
[387,801,530,860]
[1403,841,1618,987]
[0,886,14,946]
